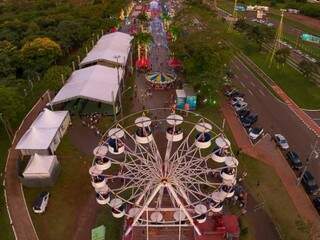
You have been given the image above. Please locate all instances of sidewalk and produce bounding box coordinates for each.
[221,102,320,226]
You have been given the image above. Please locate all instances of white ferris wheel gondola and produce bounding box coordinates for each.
[195,122,212,149]
[135,116,153,144]
[150,211,163,223]
[166,114,184,142]
[95,185,110,205]
[107,128,125,154]
[110,198,125,218]
[194,204,207,223]
[173,209,187,223]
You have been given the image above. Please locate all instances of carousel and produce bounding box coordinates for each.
[145,71,176,89]
[89,109,239,238]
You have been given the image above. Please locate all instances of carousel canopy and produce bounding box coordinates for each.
[145,72,176,85]
[80,31,133,67]
[52,65,123,105]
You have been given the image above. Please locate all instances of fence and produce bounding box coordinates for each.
[4,90,54,240]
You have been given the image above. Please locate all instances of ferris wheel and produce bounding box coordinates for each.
[89,109,239,236]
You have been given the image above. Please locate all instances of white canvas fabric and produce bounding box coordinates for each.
[51,65,123,105]
[16,127,57,150]
[80,31,133,67]
[31,109,68,129]
[23,154,57,178]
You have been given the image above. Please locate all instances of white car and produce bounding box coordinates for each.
[234,101,248,112]
[274,134,289,150]
[249,127,264,140]
[33,192,50,214]
[230,97,244,105]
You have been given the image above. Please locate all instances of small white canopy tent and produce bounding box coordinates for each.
[23,154,58,178]
[51,65,124,105]
[16,127,58,155]
[22,154,60,187]
[80,32,133,68]
[31,108,70,137]
[16,109,70,156]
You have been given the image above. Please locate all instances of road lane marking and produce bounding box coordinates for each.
[240,81,246,88]
[248,89,253,96]
[259,89,266,96]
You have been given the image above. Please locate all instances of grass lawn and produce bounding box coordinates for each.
[238,154,310,240]
[228,32,320,109]
[0,128,15,240]
[23,135,93,240]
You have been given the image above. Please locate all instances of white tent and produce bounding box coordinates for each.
[16,109,70,155]
[80,32,133,68]
[16,127,58,155]
[32,108,68,129]
[23,154,58,178]
[52,65,124,104]
[51,65,124,105]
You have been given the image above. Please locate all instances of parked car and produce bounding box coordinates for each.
[225,88,237,97]
[301,171,319,195]
[286,151,302,169]
[237,109,250,119]
[274,134,289,150]
[231,96,244,105]
[241,113,258,128]
[249,127,264,140]
[225,89,244,98]
[234,101,248,112]
[33,192,50,214]
[313,197,320,213]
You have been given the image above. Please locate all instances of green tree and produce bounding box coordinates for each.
[56,20,90,52]
[41,65,72,91]
[246,25,274,51]
[21,37,62,75]
[0,85,26,126]
[275,47,291,67]
[299,60,318,78]
[0,41,19,82]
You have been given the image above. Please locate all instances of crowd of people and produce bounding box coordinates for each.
[81,113,102,136]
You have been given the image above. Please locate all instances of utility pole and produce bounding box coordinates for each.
[297,139,320,185]
[114,55,123,119]
[269,9,286,67]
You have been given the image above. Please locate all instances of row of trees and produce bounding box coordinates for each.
[0,0,128,127]
[234,19,275,51]
[171,2,232,105]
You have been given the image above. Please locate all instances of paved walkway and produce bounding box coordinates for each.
[221,102,320,228]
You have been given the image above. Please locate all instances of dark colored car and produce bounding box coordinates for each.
[225,89,244,98]
[241,114,258,128]
[301,171,319,195]
[237,109,250,119]
[313,197,320,213]
[286,151,302,169]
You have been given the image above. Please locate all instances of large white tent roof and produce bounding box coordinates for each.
[23,154,57,178]
[51,65,123,105]
[80,31,133,67]
[16,127,57,150]
[31,109,68,129]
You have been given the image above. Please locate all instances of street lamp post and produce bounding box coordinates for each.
[297,139,320,185]
[114,55,123,119]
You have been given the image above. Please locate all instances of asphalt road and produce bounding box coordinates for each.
[231,57,320,181]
